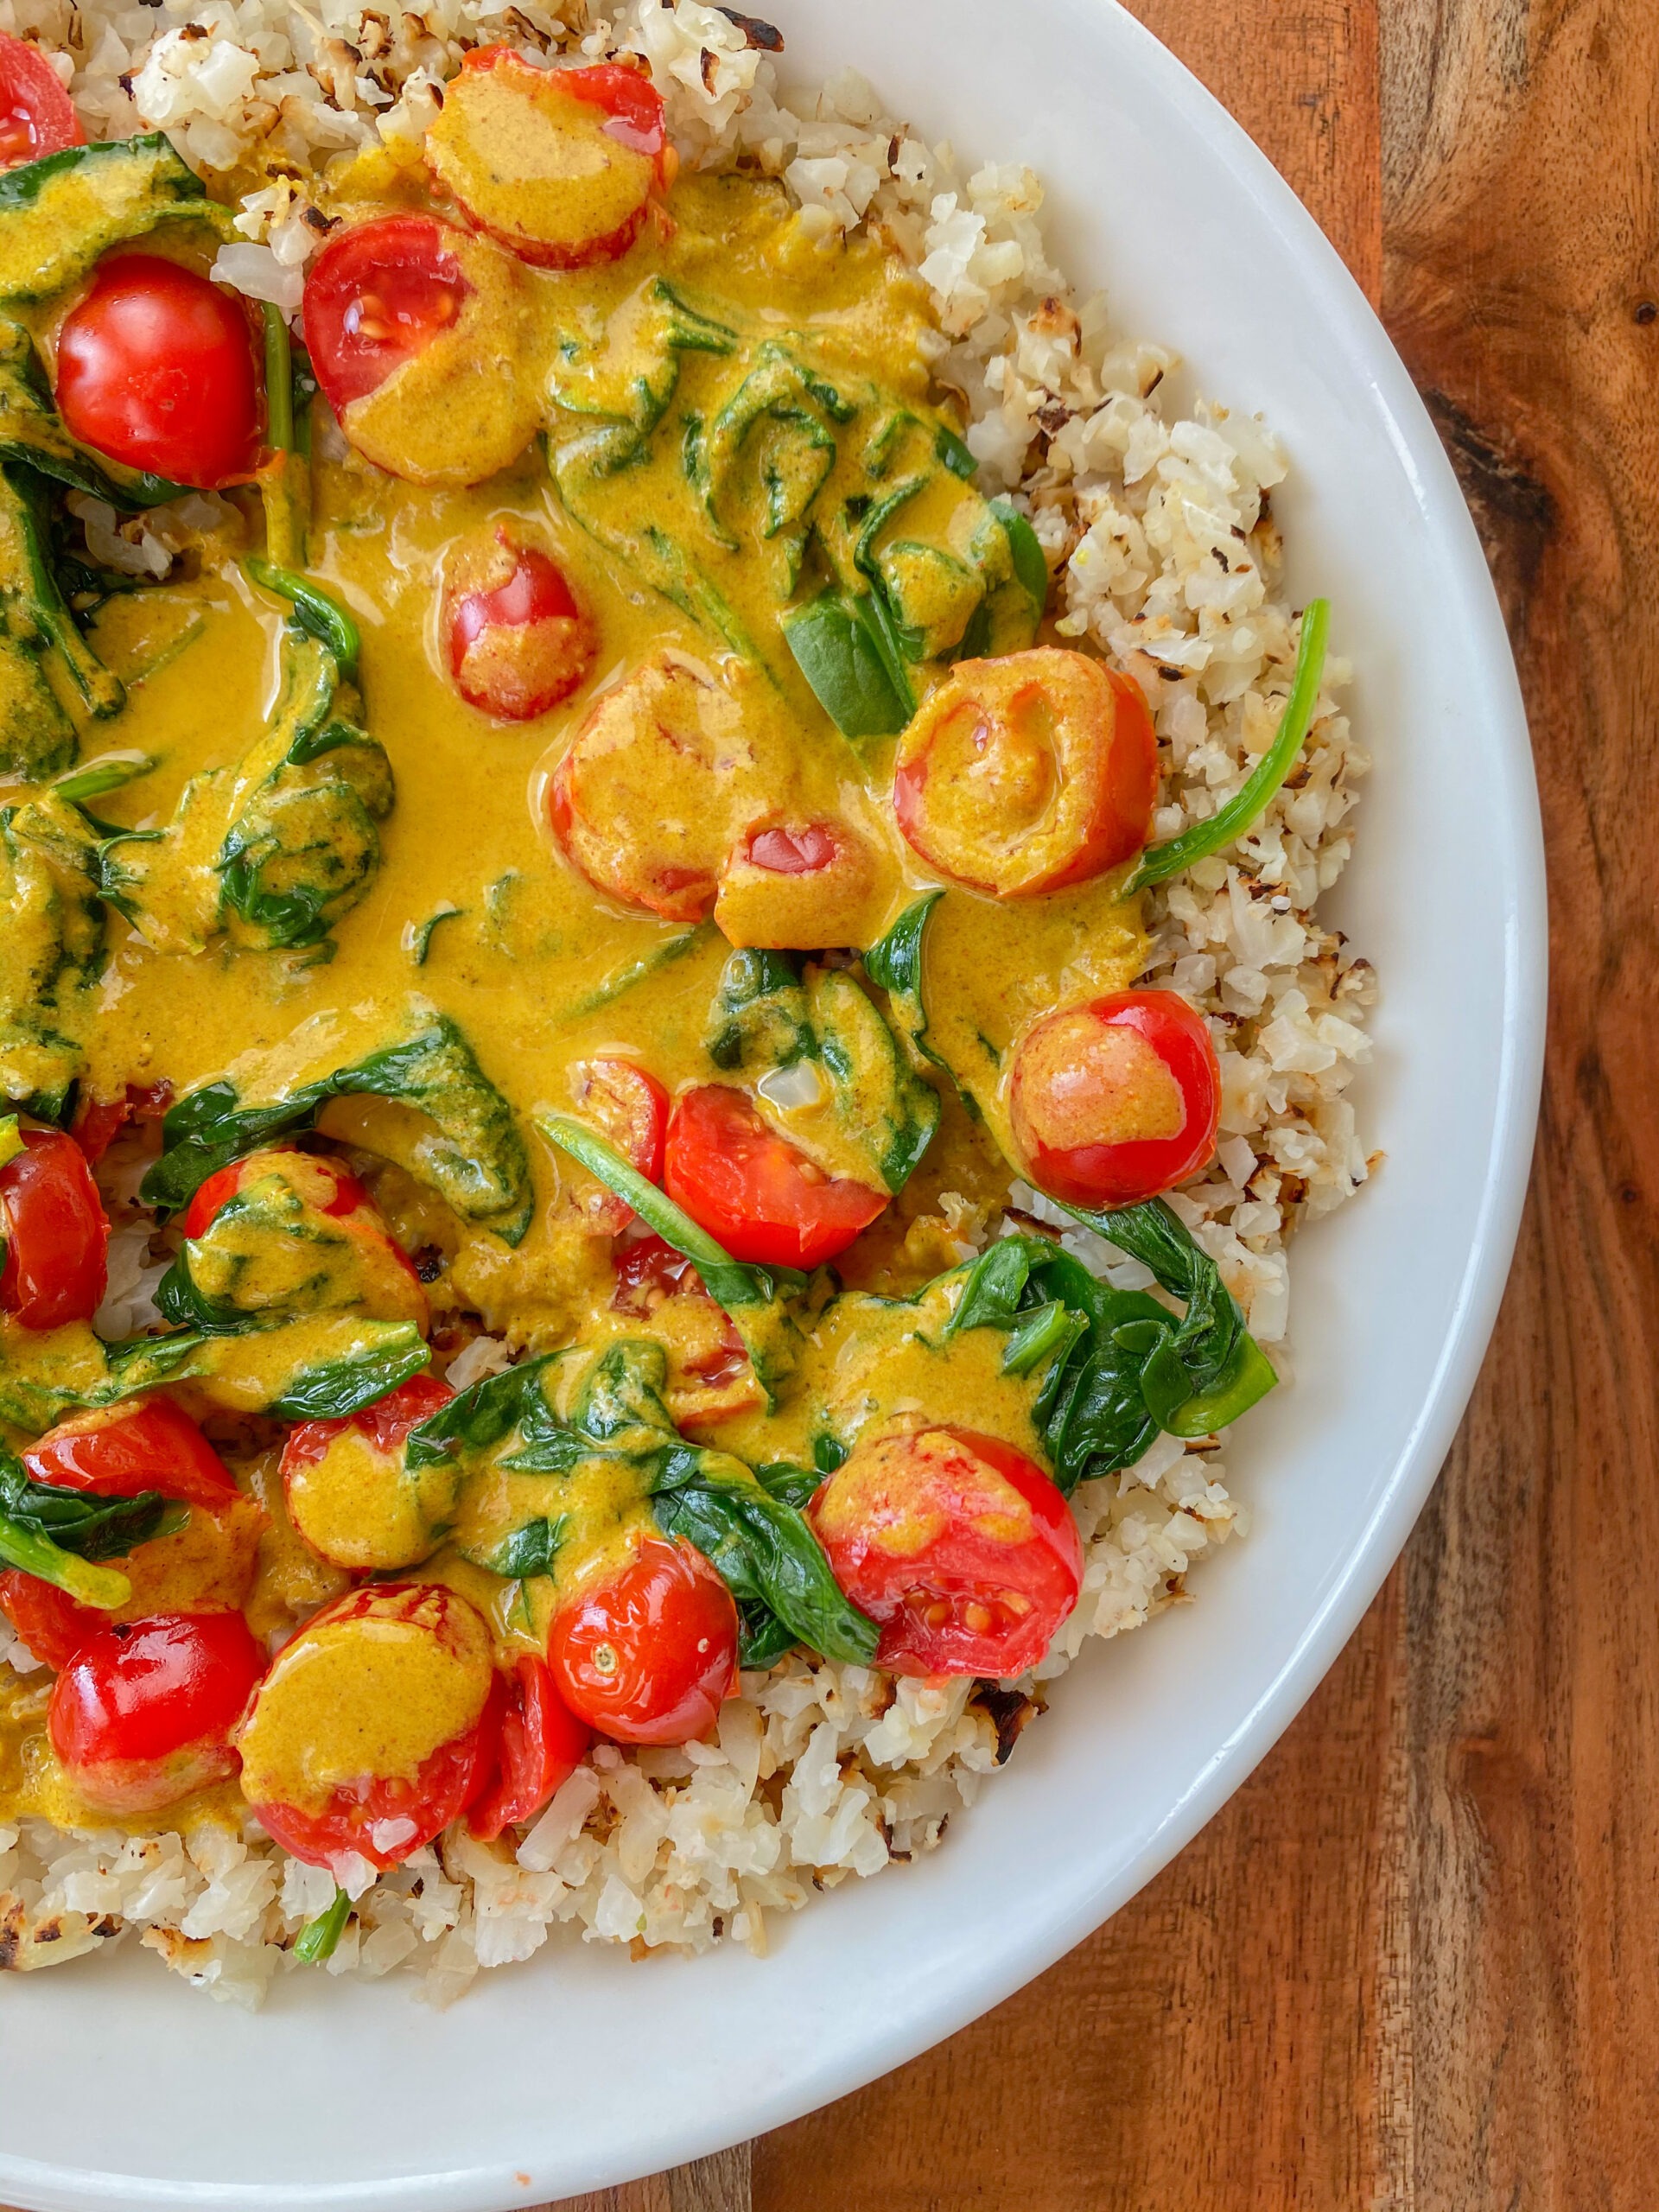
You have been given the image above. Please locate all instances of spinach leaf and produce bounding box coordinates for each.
[0,317,188,508]
[782,588,915,741]
[482,1515,567,1580]
[0,134,227,305]
[245,557,360,682]
[705,948,814,1071]
[0,1450,181,1562]
[555,922,714,1023]
[1122,601,1330,893]
[405,1353,564,1471]
[293,1885,352,1964]
[537,1114,801,1405]
[944,1217,1275,1490]
[652,1446,877,1667]
[0,1323,207,1433]
[213,1319,432,1422]
[989,496,1048,614]
[935,423,978,480]
[143,1007,533,1244]
[862,890,972,1109]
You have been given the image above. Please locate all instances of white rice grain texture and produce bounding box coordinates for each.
[0,0,1371,2000]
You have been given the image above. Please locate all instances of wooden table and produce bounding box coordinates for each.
[556,0,1659,2203]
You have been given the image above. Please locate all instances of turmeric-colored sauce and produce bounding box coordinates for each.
[0,150,1144,1831]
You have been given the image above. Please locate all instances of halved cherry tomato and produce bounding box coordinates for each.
[70,1080,171,1166]
[181,1146,426,1332]
[0,1568,100,1670]
[23,1395,238,1510]
[280,1374,457,1574]
[303,214,536,486]
[238,1583,497,1872]
[0,1125,109,1330]
[549,653,762,921]
[714,817,879,950]
[893,648,1156,898]
[0,35,84,168]
[548,1533,736,1746]
[181,1144,366,1239]
[563,1058,669,1236]
[56,255,262,492]
[467,1653,590,1840]
[1009,989,1221,1208]
[810,1427,1083,1678]
[664,1084,887,1270]
[444,526,597,721]
[611,1232,759,1425]
[48,1611,267,1815]
[426,51,669,270]
[303,213,473,412]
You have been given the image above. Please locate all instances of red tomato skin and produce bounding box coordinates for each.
[548,1535,737,1746]
[445,536,595,721]
[23,1395,238,1510]
[565,1058,669,1236]
[1009,990,1222,1209]
[181,1147,367,1239]
[0,1126,109,1330]
[664,1085,887,1271]
[241,1583,497,1872]
[48,1611,266,1815]
[279,1372,455,1481]
[467,1654,590,1840]
[893,657,1157,899]
[0,1568,101,1670]
[0,35,85,168]
[303,213,473,413]
[56,256,262,491]
[251,1705,498,1872]
[612,1233,741,1370]
[70,1081,171,1166]
[444,53,667,271]
[810,1427,1084,1679]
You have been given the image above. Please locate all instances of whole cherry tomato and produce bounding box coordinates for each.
[426,51,669,270]
[238,1583,497,1872]
[48,1611,267,1815]
[302,213,474,412]
[0,1568,100,1670]
[444,528,597,721]
[1009,989,1221,1208]
[467,1653,590,1840]
[810,1426,1084,1677]
[0,34,84,168]
[280,1374,456,1574]
[23,1395,238,1510]
[664,1084,887,1270]
[893,649,1156,898]
[548,1534,737,1745]
[0,1125,109,1330]
[563,1058,669,1236]
[56,255,262,490]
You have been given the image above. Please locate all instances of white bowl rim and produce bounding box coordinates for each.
[0,4,1544,2206]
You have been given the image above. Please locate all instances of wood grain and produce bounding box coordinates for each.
[1383,2,1659,2206]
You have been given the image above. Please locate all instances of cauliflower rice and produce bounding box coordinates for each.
[0,0,1372,2005]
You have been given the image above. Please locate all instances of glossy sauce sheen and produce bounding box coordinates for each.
[0,160,1143,1825]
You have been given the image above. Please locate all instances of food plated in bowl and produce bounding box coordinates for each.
[0,0,1541,2201]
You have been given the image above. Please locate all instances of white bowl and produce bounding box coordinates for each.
[0,4,1542,2206]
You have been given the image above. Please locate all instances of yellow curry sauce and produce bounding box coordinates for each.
[0,146,1147,1834]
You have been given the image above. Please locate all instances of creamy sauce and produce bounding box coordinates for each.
[0,157,1144,1827]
